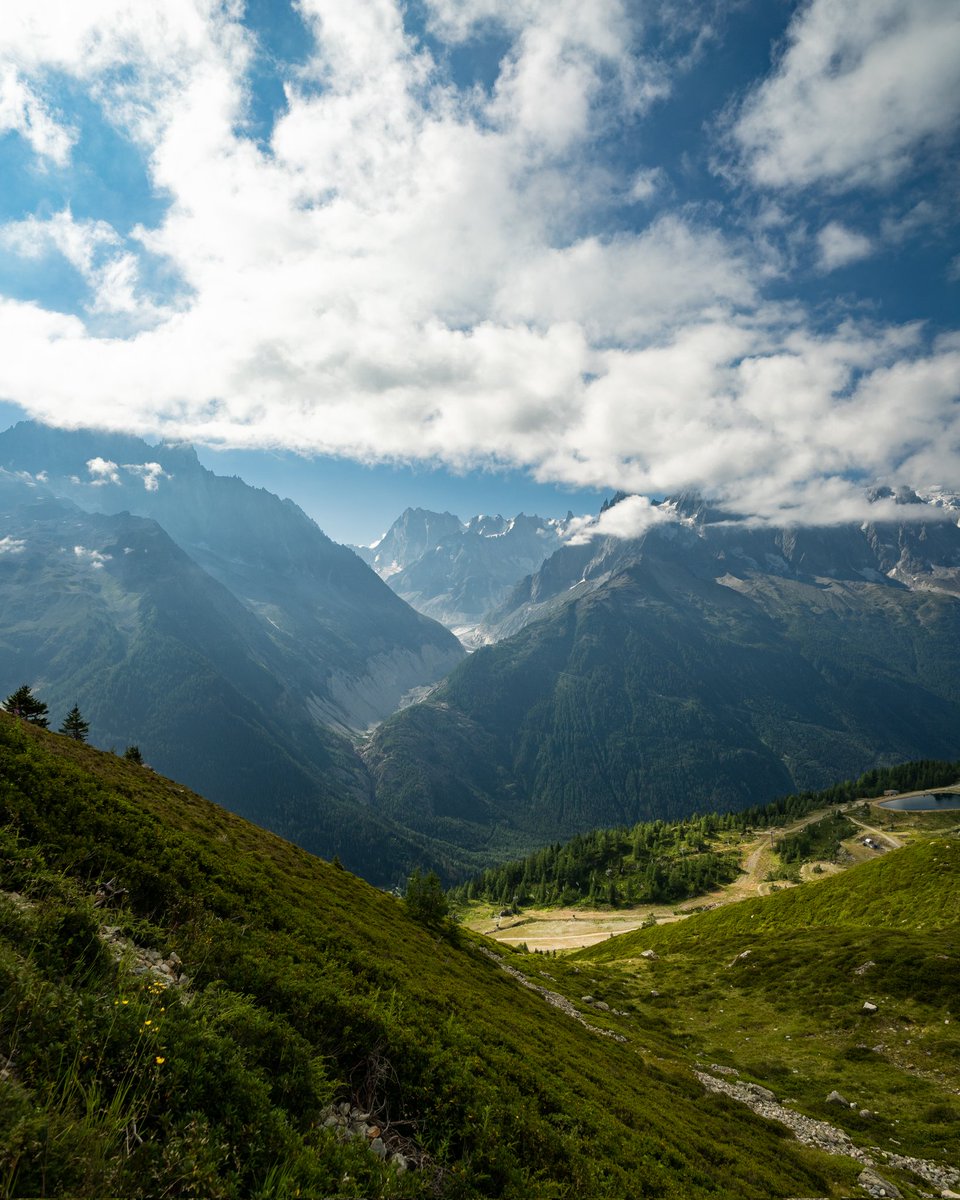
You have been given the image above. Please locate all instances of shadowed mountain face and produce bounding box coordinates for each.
[354,507,573,642]
[0,423,465,733]
[364,502,960,864]
[0,477,474,884]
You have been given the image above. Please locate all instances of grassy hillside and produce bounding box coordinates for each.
[571,835,960,1187]
[583,836,960,955]
[0,712,859,1199]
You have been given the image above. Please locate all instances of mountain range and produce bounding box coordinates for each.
[353,507,572,643]
[363,492,960,862]
[3,421,960,884]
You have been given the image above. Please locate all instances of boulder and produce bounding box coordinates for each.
[640,949,658,961]
[857,1167,901,1198]
[826,1090,850,1107]
[861,1001,879,1015]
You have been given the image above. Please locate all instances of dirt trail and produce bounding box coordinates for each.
[465,797,919,953]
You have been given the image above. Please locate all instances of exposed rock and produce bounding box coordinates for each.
[697,1071,959,1194]
[98,925,190,990]
[826,1091,851,1107]
[854,961,876,975]
[862,1001,879,1015]
[593,1001,610,1012]
[857,1168,901,1198]
[370,1137,387,1159]
[729,950,752,967]
[481,948,626,1042]
[640,949,659,960]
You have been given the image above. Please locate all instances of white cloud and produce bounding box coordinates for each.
[86,457,121,486]
[565,494,673,544]
[732,0,960,190]
[0,65,74,164]
[0,535,26,555]
[0,1,954,530]
[0,209,165,322]
[629,167,663,203]
[0,210,117,275]
[816,222,874,272]
[123,461,169,491]
[73,545,111,568]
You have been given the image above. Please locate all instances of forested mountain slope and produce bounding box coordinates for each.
[365,502,960,865]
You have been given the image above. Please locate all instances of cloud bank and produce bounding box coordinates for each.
[0,0,956,527]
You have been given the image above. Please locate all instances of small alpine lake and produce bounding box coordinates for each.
[879,791,960,811]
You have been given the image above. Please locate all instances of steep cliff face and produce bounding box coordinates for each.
[480,492,960,641]
[358,507,574,640]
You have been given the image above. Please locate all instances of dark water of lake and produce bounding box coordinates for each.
[879,792,960,811]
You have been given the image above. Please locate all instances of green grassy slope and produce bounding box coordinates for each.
[583,837,960,957]
[572,837,960,1182]
[0,713,855,1199]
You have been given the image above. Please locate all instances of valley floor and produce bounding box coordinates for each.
[463,790,952,952]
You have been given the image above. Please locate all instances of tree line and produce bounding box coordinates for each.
[452,759,960,911]
[2,683,143,761]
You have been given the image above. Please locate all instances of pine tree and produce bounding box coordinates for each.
[404,868,449,926]
[124,745,144,764]
[59,703,90,742]
[2,684,49,727]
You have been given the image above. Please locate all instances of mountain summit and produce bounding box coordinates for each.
[356,506,574,642]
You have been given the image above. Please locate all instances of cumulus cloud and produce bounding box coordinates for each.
[565,494,674,544]
[0,535,27,554]
[816,222,874,272]
[123,461,169,491]
[86,457,121,486]
[732,0,960,190]
[73,545,111,568]
[0,0,955,529]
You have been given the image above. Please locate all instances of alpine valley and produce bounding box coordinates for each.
[2,423,960,1200]
[2,422,960,884]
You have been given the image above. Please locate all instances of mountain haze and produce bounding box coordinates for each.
[0,475,461,883]
[356,506,572,642]
[0,422,465,733]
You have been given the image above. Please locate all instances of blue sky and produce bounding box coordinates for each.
[0,0,957,544]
